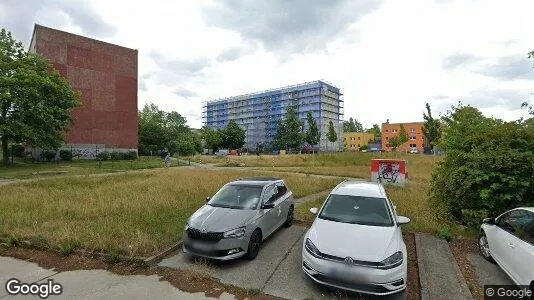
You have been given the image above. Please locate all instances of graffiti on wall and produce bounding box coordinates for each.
[377,162,400,184]
[70,148,101,159]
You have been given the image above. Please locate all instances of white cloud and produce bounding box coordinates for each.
[3,0,534,129]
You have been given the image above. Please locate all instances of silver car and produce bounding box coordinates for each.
[183,177,294,260]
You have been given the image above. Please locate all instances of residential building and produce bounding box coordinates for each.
[29,24,138,158]
[202,80,344,151]
[343,132,375,151]
[381,122,426,152]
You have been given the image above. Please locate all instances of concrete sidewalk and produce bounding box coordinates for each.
[415,234,473,300]
[0,257,236,300]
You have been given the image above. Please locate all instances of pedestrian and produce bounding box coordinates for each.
[164,153,171,167]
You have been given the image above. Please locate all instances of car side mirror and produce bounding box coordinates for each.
[310,207,318,215]
[482,218,495,225]
[397,216,410,225]
[206,196,210,202]
[262,203,275,209]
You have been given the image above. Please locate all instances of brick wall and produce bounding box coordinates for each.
[31,25,138,149]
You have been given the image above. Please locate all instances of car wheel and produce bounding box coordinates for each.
[284,205,294,228]
[245,229,262,260]
[479,231,495,263]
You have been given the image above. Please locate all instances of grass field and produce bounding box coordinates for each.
[0,168,341,256]
[0,156,183,180]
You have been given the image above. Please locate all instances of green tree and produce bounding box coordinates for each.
[422,103,441,151]
[430,103,534,222]
[201,126,222,153]
[138,103,195,156]
[274,106,303,151]
[304,112,320,150]
[327,120,338,149]
[366,124,381,139]
[138,103,169,155]
[389,136,400,151]
[398,124,409,148]
[342,117,363,132]
[220,120,245,150]
[0,28,80,166]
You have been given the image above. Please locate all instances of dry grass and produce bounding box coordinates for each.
[0,168,340,256]
[0,156,182,180]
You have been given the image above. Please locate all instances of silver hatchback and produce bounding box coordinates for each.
[183,177,294,260]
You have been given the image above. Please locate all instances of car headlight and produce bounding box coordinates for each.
[223,227,246,239]
[378,251,403,269]
[305,238,322,258]
[184,222,189,231]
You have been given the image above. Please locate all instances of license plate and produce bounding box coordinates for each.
[191,241,211,251]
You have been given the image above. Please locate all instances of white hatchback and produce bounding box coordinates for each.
[302,181,410,296]
[479,207,534,287]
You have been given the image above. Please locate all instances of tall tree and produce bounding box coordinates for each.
[366,124,381,139]
[201,126,222,153]
[398,124,409,149]
[342,117,363,132]
[220,120,245,150]
[0,28,80,166]
[422,103,441,151]
[304,112,320,150]
[327,120,338,150]
[274,106,303,151]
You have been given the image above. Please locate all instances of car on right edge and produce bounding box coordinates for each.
[302,181,410,296]
[478,207,534,287]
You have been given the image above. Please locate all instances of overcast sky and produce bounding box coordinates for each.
[2,0,533,128]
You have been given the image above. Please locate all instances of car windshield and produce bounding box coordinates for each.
[207,184,262,210]
[318,194,394,226]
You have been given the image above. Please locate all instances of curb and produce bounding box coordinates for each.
[73,240,183,265]
[415,233,473,300]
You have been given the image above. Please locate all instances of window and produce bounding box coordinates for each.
[392,129,397,133]
[385,130,389,133]
[410,128,415,133]
[517,211,534,245]
[275,181,288,199]
[263,185,278,204]
[358,144,361,147]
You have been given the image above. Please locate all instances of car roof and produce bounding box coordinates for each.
[331,181,386,198]
[229,177,283,187]
[515,207,534,213]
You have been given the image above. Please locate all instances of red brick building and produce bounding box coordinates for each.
[29,24,138,158]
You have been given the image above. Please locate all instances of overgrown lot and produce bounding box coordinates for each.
[0,168,340,256]
[0,156,182,180]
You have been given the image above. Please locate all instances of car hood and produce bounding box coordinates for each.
[308,218,400,262]
[188,205,257,232]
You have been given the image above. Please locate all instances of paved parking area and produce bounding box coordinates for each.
[0,257,237,300]
[467,254,514,286]
[159,225,404,300]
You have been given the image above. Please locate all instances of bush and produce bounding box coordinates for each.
[40,150,56,162]
[110,152,122,161]
[430,104,534,220]
[96,151,110,161]
[59,150,73,161]
[122,151,138,160]
[439,228,452,242]
[461,209,489,228]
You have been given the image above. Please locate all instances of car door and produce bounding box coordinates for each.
[492,210,523,283]
[274,181,291,227]
[507,210,534,285]
[261,184,279,237]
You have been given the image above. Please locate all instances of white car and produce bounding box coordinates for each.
[302,181,410,296]
[479,207,534,286]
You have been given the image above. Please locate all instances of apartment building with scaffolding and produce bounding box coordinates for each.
[202,80,344,152]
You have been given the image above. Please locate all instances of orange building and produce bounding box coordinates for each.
[381,122,426,152]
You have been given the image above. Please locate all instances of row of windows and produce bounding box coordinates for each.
[384,128,419,133]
